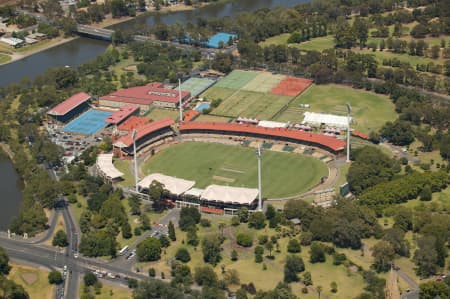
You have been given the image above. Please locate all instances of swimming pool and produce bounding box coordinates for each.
[196,103,211,112]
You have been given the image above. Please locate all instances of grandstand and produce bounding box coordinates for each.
[113,118,175,157]
[96,154,124,182]
[99,83,191,113]
[179,122,346,154]
[117,116,150,133]
[47,92,91,123]
[200,185,258,209]
[302,112,351,129]
[137,173,195,196]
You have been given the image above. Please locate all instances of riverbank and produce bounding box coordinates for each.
[0,2,215,66]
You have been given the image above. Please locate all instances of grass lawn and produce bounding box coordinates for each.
[0,53,11,64]
[142,142,327,198]
[114,159,134,188]
[146,108,180,121]
[210,89,293,119]
[400,187,450,211]
[8,263,54,299]
[260,33,335,52]
[79,282,132,299]
[275,84,397,133]
[335,163,350,191]
[201,86,236,101]
[71,194,88,225]
[356,48,446,66]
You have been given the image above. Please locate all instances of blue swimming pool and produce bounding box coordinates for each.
[196,103,211,112]
[63,109,112,135]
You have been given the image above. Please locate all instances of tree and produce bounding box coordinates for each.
[419,185,432,201]
[133,280,184,299]
[171,262,193,287]
[265,241,274,258]
[128,196,141,215]
[419,281,450,299]
[284,255,305,283]
[121,222,132,239]
[303,271,312,286]
[353,17,369,48]
[202,235,221,266]
[383,228,410,257]
[236,288,248,299]
[371,241,395,272]
[330,281,338,293]
[48,271,63,284]
[0,276,29,299]
[175,247,191,263]
[84,272,98,286]
[237,233,253,247]
[231,249,238,261]
[248,212,266,229]
[393,209,413,232]
[0,247,11,275]
[238,207,249,223]
[380,120,415,146]
[413,236,438,278]
[223,269,240,286]
[179,207,201,231]
[148,181,166,211]
[168,221,176,241]
[186,226,199,246]
[309,242,326,263]
[287,239,301,253]
[136,237,161,262]
[194,266,218,287]
[52,229,68,247]
[159,235,170,248]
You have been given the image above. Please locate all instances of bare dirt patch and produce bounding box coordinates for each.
[21,273,38,285]
[212,176,235,183]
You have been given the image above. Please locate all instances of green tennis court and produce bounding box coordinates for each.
[215,70,259,90]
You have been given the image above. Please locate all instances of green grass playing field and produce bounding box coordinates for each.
[141,142,328,198]
[274,84,397,133]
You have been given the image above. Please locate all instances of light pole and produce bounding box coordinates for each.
[178,78,183,123]
[346,103,352,163]
[256,144,262,211]
[132,129,138,192]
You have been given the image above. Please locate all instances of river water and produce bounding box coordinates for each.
[0,158,22,230]
[0,0,308,228]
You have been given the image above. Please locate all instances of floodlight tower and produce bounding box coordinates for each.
[178,78,183,123]
[346,102,352,163]
[132,129,139,192]
[256,144,263,211]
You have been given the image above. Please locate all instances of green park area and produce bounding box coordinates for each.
[0,53,12,64]
[8,264,54,299]
[274,84,397,133]
[79,281,132,299]
[260,33,335,52]
[141,142,327,198]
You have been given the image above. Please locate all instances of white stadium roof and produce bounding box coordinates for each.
[257,120,288,128]
[201,185,258,205]
[96,154,124,180]
[138,173,195,196]
[302,112,351,128]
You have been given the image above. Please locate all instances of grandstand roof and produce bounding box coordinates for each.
[113,118,174,148]
[183,110,200,122]
[201,185,258,205]
[137,173,195,196]
[104,104,139,124]
[352,131,369,140]
[258,120,288,128]
[100,83,191,106]
[47,92,91,116]
[302,112,351,129]
[117,116,150,132]
[179,122,346,152]
[96,153,123,180]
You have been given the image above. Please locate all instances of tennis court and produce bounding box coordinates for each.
[178,77,216,97]
[215,70,259,90]
[205,32,237,48]
[63,109,112,135]
[242,72,286,93]
[271,77,313,97]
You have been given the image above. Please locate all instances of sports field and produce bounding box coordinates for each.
[179,77,216,97]
[274,84,397,133]
[215,70,259,89]
[141,142,328,198]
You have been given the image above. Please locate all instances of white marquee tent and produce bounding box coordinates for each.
[302,112,351,129]
[138,173,195,196]
[201,185,259,205]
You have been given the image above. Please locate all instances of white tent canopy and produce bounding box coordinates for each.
[302,112,351,129]
[201,185,258,205]
[96,154,124,180]
[138,173,195,196]
[257,120,288,128]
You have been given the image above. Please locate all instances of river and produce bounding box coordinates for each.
[0,0,308,228]
[0,158,22,230]
[0,0,308,87]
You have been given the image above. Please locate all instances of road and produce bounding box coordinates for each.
[396,269,420,299]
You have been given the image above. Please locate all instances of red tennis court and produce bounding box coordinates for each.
[271,77,313,97]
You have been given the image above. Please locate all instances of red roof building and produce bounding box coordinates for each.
[117,116,150,132]
[352,131,369,140]
[99,83,191,112]
[183,110,200,122]
[180,122,346,153]
[114,118,175,149]
[47,92,91,116]
[104,104,139,125]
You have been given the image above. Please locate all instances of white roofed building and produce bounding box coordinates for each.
[96,154,124,182]
[257,120,288,129]
[201,185,259,208]
[302,112,351,129]
[138,173,195,196]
